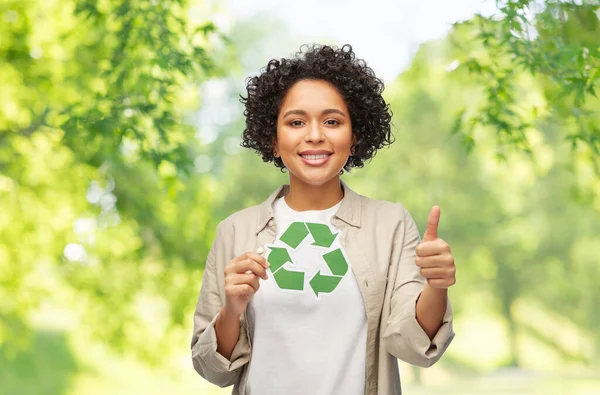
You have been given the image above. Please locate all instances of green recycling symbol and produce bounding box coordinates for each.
[266,222,349,296]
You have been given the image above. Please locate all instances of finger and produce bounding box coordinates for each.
[247,276,260,293]
[415,254,451,268]
[229,253,247,265]
[422,206,440,242]
[420,267,452,279]
[245,252,269,268]
[226,283,257,296]
[416,239,448,257]
[235,259,268,280]
[228,273,259,286]
[428,277,456,289]
[230,274,260,293]
[231,252,269,268]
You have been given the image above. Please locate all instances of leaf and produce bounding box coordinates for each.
[460,132,476,154]
[451,107,467,136]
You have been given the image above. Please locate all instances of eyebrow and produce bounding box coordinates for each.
[282,108,346,118]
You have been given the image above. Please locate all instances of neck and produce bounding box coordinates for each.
[284,174,344,211]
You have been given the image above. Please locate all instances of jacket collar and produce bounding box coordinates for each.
[255,179,362,234]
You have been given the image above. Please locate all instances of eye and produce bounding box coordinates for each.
[325,119,340,125]
[290,120,304,127]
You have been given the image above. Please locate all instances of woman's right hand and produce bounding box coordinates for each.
[223,251,270,317]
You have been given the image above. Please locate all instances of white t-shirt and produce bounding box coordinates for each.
[246,196,368,395]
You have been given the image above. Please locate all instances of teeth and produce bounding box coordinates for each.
[301,154,330,160]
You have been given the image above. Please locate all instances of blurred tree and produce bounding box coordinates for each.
[454,0,600,170]
[0,0,230,362]
[0,330,77,395]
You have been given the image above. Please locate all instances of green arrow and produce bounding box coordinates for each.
[280,222,309,249]
[309,270,342,296]
[306,222,337,248]
[267,247,292,273]
[273,268,305,290]
[322,248,348,276]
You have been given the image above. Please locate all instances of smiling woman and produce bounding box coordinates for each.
[191,44,457,395]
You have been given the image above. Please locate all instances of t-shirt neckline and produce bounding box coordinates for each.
[278,195,342,216]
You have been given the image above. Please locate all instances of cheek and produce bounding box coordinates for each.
[275,129,293,151]
[337,129,354,154]
[278,138,297,154]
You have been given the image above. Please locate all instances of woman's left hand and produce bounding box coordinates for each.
[415,206,456,289]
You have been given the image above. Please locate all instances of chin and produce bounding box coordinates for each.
[289,169,342,186]
[283,155,348,186]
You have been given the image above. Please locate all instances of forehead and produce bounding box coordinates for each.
[280,79,347,111]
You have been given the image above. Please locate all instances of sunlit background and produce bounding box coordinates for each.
[1,0,600,394]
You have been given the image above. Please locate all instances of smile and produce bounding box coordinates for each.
[299,153,333,166]
[300,154,330,160]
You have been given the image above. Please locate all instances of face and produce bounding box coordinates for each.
[274,79,354,186]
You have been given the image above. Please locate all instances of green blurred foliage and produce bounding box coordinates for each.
[0,330,77,395]
[454,0,600,169]
[0,1,599,394]
[0,0,229,362]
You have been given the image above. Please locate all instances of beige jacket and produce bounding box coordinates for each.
[191,180,454,395]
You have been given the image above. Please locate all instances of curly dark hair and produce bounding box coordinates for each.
[239,43,394,173]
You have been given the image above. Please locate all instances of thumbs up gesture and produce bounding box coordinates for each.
[415,206,456,289]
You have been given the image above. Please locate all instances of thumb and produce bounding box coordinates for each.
[423,206,440,241]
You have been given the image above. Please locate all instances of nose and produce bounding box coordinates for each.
[304,121,325,143]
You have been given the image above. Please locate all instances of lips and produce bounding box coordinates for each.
[299,150,333,156]
[298,152,333,166]
[300,153,331,160]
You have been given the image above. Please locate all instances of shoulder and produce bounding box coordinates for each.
[357,194,421,244]
[359,193,411,225]
[215,203,262,235]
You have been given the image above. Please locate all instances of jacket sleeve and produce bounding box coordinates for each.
[381,207,455,368]
[190,221,252,387]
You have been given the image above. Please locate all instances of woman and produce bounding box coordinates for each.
[191,44,456,395]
